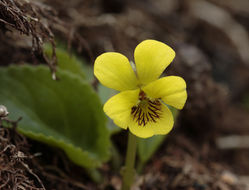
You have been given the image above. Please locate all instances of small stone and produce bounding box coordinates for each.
[221,171,238,185]
[0,105,9,118]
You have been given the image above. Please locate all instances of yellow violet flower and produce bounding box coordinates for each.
[94,40,187,138]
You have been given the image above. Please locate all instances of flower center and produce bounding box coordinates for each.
[131,91,162,126]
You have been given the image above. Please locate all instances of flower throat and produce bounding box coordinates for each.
[131,91,162,126]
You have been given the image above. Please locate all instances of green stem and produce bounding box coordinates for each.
[121,132,137,190]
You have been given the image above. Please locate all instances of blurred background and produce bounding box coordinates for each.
[0,0,249,189]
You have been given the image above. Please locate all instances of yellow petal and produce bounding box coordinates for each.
[142,76,187,109]
[94,52,138,91]
[128,104,174,138]
[103,89,140,129]
[134,40,175,85]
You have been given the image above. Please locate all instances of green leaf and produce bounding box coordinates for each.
[0,65,110,168]
[137,106,178,169]
[137,136,165,164]
[44,44,86,79]
[45,44,120,134]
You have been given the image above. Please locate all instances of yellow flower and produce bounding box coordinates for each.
[94,40,187,138]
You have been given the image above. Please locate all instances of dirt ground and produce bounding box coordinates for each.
[0,0,249,189]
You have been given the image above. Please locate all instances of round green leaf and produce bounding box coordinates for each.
[0,65,110,168]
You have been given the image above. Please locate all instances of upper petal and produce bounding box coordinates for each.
[134,40,175,85]
[128,104,174,138]
[103,89,140,129]
[142,76,187,109]
[94,52,138,91]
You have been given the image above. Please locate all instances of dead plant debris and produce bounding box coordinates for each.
[0,0,57,78]
[0,120,45,190]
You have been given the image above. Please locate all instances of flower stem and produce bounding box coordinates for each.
[121,132,137,190]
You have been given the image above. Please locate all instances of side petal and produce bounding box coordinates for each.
[134,40,175,85]
[142,76,187,109]
[128,104,174,138]
[103,89,139,129]
[94,52,138,91]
